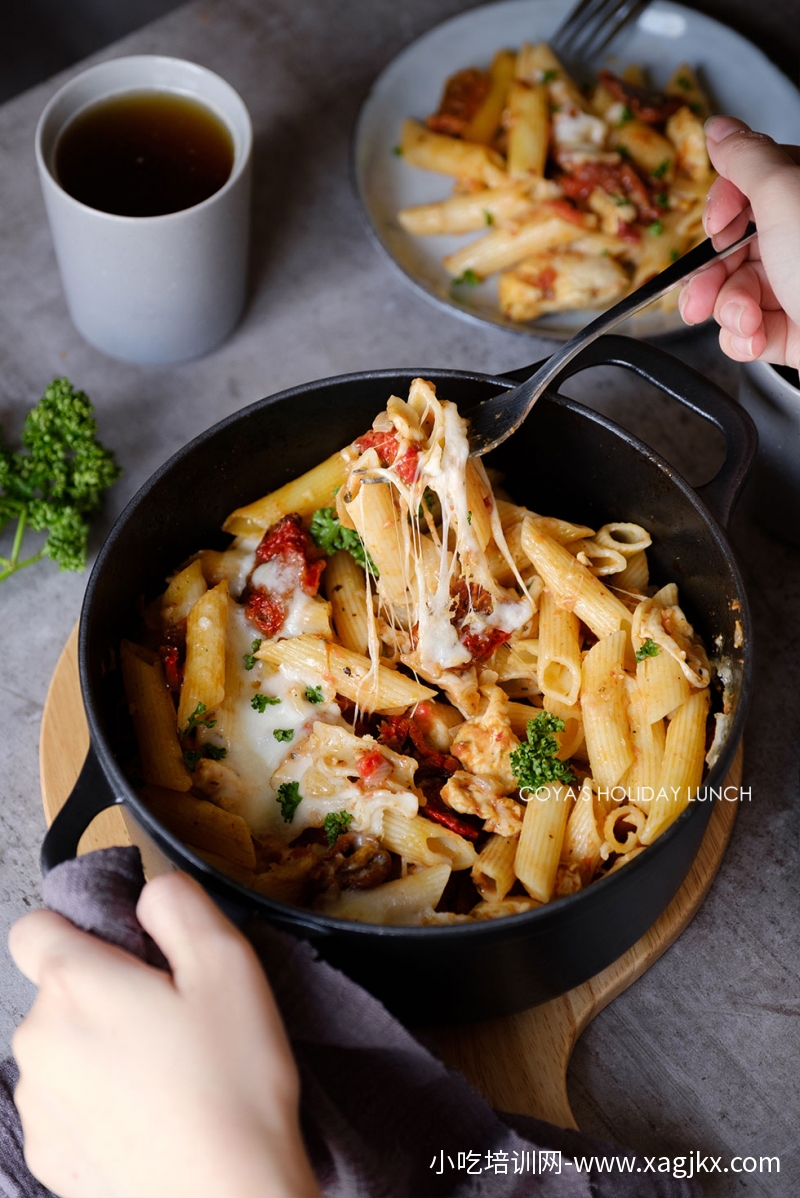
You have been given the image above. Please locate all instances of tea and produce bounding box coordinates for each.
[54,90,234,217]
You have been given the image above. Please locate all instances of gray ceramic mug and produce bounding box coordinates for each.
[35,56,252,365]
[738,359,800,544]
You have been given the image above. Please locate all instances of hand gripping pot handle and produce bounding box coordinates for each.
[40,745,123,874]
[502,334,758,528]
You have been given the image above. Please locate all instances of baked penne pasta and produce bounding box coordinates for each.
[123,381,718,925]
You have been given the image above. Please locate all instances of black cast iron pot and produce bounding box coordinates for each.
[41,335,756,1024]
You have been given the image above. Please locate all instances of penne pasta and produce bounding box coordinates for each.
[318,863,452,925]
[472,832,520,901]
[538,589,581,706]
[400,118,507,187]
[256,633,436,713]
[223,451,348,538]
[325,549,370,655]
[515,784,573,903]
[641,687,710,844]
[121,641,192,791]
[177,579,229,732]
[520,518,632,638]
[581,630,634,789]
[141,785,256,869]
[394,44,720,327]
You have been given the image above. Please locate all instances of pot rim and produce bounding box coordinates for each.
[79,364,752,939]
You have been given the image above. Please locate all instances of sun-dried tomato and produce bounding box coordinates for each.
[449,578,493,623]
[356,747,392,783]
[558,160,659,222]
[159,644,183,694]
[395,444,421,485]
[255,513,310,564]
[354,430,399,467]
[420,788,482,841]
[244,590,286,638]
[458,625,511,663]
[598,70,684,124]
[426,67,491,138]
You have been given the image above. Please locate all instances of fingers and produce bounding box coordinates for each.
[679,255,744,326]
[9,910,100,987]
[705,117,800,222]
[136,872,262,996]
[713,260,765,342]
[719,325,767,362]
[703,175,748,239]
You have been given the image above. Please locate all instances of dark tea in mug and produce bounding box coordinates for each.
[54,90,234,217]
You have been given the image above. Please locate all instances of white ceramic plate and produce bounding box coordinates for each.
[354,0,800,341]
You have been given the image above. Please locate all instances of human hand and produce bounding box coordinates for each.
[679,116,800,368]
[8,871,320,1198]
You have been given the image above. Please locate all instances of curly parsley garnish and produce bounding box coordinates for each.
[243,638,262,670]
[323,810,353,845]
[251,693,281,713]
[305,685,324,704]
[183,743,227,771]
[309,507,378,577]
[276,781,303,823]
[635,638,660,662]
[453,268,481,286]
[484,209,495,226]
[616,105,633,127]
[273,728,294,743]
[180,702,216,738]
[649,220,664,237]
[0,378,120,583]
[510,713,576,793]
[541,69,557,83]
[651,158,671,180]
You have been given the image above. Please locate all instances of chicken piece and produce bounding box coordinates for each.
[665,106,711,181]
[498,251,629,322]
[450,685,520,793]
[441,771,523,837]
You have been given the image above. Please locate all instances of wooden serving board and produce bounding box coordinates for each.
[40,625,741,1129]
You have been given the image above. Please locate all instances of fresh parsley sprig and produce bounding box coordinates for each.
[635,638,660,662]
[180,702,216,738]
[323,810,353,845]
[276,781,303,823]
[243,638,262,670]
[510,713,576,793]
[0,379,120,583]
[309,507,378,576]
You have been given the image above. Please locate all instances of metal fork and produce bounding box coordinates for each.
[467,218,757,457]
[551,0,650,63]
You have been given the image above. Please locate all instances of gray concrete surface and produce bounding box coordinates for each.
[0,2,798,1195]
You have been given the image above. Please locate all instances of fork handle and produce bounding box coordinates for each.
[503,334,757,527]
[535,221,758,394]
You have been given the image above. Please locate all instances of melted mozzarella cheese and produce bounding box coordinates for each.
[203,603,344,841]
[271,723,419,837]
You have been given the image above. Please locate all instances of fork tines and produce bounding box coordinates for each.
[551,0,648,63]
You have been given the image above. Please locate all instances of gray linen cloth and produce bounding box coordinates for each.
[0,847,700,1198]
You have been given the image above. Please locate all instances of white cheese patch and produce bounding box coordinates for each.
[203,603,344,840]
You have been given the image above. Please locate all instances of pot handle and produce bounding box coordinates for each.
[41,745,124,875]
[502,333,757,528]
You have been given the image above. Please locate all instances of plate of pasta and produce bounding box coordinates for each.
[121,374,730,928]
[354,0,800,339]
